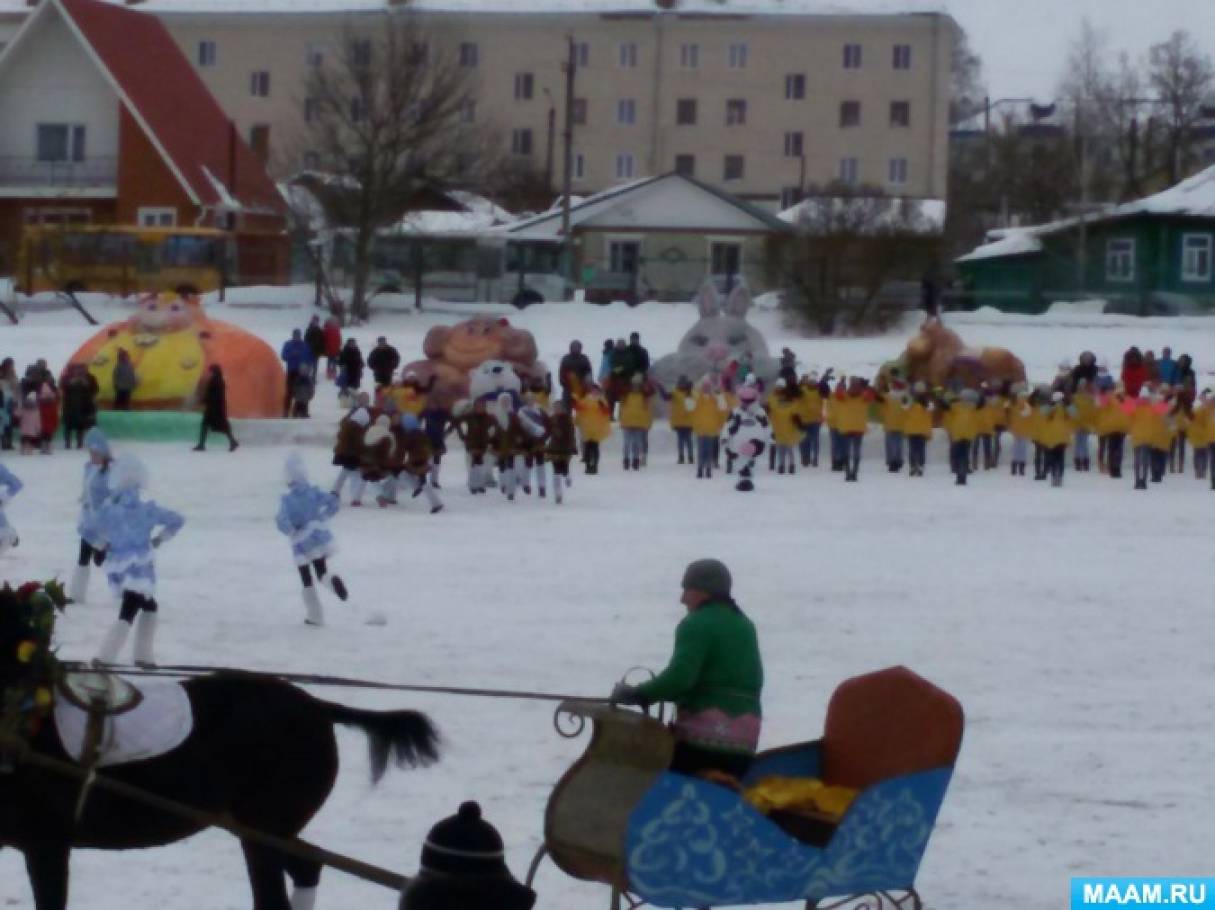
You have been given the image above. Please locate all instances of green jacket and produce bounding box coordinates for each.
[635,600,763,717]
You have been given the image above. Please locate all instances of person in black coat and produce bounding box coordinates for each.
[338,339,364,392]
[60,363,99,449]
[367,337,401,388]
[303,316,326,379]
[626,332,650,376]
[193,365,239,452]
[558,340,593,400]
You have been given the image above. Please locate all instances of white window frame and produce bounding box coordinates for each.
[459,42,478,67]
[1106,238,1136,283]
[514,72,534,101]
[36,123,86,162]
[1182,233,1212,282]
[137,207,176,228]
[888,157,908,186]
[893,44,912,70]
[511,128,533,156]
[890,100,911,128]
[680,43,699,69]
[23,206,91,226]
[574,42,590,68]
[708,238,744,278]
[674,153,695,177]
[676,98,697,126]
[606,234,643,274]
[728,42,748,69]
[839,157,859,185]
[785,73,805,100]
[617,98,637,126]
[723,154,745,182]
[574,152,586,181]
[844,43,862,69]
[725,98,747,127]
[197,40,217,67]
[615,152,635,180]
[784,131,803,157]
[619,42,637,68]
[250,71,270,97]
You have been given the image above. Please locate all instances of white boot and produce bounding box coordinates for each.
[67,564,90,604]
[554,474,564,504]
[95,619,131,665]
[290,886,318,910]
[302,586,324,626]
[133,611,158,668]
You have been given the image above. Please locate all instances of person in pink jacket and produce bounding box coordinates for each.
[18,391,40,454]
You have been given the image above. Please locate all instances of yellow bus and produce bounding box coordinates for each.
[15,225,233,295]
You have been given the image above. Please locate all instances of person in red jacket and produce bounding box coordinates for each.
[1121,347,1150,398]
[323,317,343,381]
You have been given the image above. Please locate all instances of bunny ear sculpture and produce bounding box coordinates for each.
[723,280,753,318]
[695,278,721,317]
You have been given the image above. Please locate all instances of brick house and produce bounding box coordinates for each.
[0,0,287,282]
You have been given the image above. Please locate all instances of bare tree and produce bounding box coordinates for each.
[298,15,499,321]
[949,27,987,127]
[773,184,943,336]
[1148,30,1215,184]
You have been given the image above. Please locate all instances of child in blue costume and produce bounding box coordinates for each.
[277,452,348,626]
[0,461,22,553]
[68,427,112,603]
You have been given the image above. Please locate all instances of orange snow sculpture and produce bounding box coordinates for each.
[66,293,284,418]
[897,317,1026,389]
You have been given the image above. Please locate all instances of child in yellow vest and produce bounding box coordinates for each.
[825,374,845,472]
[835,378,872,483]
[1006,386,1034,476]
[797,372,826,467]
[573,385,612,474]
[1188,390,1214,481]
[1095,386,1132,479]
[1029,386,1052,480]
[618,374,655,471]
[902,382,935,477]
[1040,392,1075,487]
[667,376,696,465]
[767,379,804,474]
[1128,386,1169,489]
[971,384,997,472]
[1166,387,1189,474]
[690,376,728,479]
[1072,379,1097,472]
[942,388,981,485]
[879,379,907,473]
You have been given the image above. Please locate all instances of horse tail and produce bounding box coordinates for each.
[321,702,440,783]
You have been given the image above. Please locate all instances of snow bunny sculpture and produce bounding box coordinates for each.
[651,279,780,390]
[721,380,773,492]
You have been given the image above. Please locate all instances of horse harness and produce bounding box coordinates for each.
[56,670,144,821]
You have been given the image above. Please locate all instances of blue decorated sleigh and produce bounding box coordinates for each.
[526,666,964,910]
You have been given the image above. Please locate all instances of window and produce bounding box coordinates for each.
[137,207,176,228]
[674,154,695,176]
[572,98,587,126]
[1106,238,1135,282]
[843,43,862,69]
[36,124,85,162]
[617,98,636,125]
[250,71,270,97]
[615,153,635,179]
[723,154,744,181]
[619,42,637,68]
[304,97,320,123]
[728,42,748,68]
[1182,234,1212,282]
[350,97,367,123]
[785,73,805,100]
[511,128,533,156]
[783,131,803,157]
[459,42,478,67]
[839,157,859,184]
[574,42,589,67]
[609,240,640,275]
[840,101,861,127]
[725,99,747,126]
[459,99,476,123]
[888,157,908,185]
[197,40,216,67]
[349,39,372,68]
[514,72,534,100]
[574,152,586,180]
[893,44,912,70]
[680,43,698,69]
[676,98,697,126]
[711,241,741,278]
[780,186,803,210]
[306,42,326,67]
[890,101,911,128]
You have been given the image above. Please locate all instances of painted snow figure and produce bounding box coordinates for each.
[0,461,22,554]
[465,358,525,412]
[93,455,184,668]
[68,428,113,603]
[277,453,348,627]
[67,291,284,418]
[891,316,1027,391]
[721,381,772,492]
[651,279,779,393]
[399,802,536,910]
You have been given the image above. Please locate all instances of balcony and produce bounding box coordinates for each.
[0,156,117,196]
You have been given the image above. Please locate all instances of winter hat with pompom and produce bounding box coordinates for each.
[285,453,308,486]
[110,454,148,493]
[83,427,110,458]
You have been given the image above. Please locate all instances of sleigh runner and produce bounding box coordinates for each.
[529,666,964,910]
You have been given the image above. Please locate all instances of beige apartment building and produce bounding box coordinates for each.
[4,0,957,211]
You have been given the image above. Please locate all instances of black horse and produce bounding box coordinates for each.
[0,670,439,910]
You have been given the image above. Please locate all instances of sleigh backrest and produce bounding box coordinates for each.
[820,666,963,791]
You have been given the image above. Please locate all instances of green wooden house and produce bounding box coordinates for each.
[955,165,1215,315]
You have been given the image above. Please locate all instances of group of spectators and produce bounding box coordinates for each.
[0,357,103,454]
[556,332,652,412]
[280,316,413,418]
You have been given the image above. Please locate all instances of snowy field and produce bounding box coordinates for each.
[2,293,1215,910]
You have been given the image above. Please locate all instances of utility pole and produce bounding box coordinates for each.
[560,37,577,299]
[543,90,556,193]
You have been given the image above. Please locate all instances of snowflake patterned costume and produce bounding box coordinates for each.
[68,427,113,602]
[277,453,347,625]
[0,462,23,552]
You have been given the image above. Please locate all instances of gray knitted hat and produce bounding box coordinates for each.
[681,559,732,598]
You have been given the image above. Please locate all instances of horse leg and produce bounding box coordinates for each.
[283,853,322,910]
[22,842,71,910]
[240,840,292,910]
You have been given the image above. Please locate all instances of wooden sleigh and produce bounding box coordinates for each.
[527,666,964,910]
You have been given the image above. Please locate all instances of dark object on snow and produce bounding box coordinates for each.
[399,802,536,910]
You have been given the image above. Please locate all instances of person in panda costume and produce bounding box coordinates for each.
[276,452,348,626]
[721,379,772,492]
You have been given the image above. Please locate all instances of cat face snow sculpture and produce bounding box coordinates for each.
[651,280,779,389]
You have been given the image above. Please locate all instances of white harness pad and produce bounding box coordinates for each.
[54,675,194,768]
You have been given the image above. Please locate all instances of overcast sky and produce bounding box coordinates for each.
[847,0,1215,103]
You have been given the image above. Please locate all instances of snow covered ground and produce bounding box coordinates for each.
[2,294,1215,910]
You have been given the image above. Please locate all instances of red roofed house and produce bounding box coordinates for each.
[0,0,287,283]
